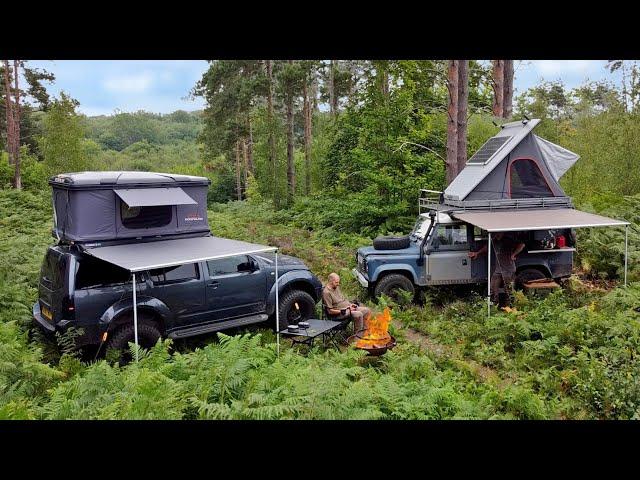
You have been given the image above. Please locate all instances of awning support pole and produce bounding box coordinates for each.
[487,233,491,319]
[624,225,628,287]
[275,250,280,357]
[133,272,139,363]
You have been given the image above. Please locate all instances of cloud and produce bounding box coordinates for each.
[103,71,155,94]
[531,60,603,76]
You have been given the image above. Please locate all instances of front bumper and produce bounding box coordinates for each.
[352,268,369,288]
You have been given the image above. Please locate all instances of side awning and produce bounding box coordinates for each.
[114,187,197,207]
[83,236,277,272]
[451,208,629,232]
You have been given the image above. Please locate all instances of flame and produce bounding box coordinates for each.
[355,307,392,349]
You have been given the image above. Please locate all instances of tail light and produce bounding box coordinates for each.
[61,295,75,320]
[556,235,566,248]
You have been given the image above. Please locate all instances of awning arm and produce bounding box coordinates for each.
[487,233,491,319]
[625,225,628,287]
[276,250,280,357]
[133,273,139,363]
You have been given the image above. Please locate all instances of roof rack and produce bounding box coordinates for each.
[419,190,574,214]
[443,196,574,211]
[419,189,443,213]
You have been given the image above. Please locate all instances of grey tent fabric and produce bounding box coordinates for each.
[452,208,629,232]
[444,119,539,201]
[83,236,277,272]
[114,187,197,207]
[50,172,211,242]
[534,135,580,181]
[444,119,579,204]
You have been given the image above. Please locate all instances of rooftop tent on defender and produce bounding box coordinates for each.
[49,171,211,243]
[443,119,580,207]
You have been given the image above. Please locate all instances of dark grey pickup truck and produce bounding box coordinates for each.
[33,245,322,352]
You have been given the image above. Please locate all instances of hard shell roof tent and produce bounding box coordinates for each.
[49,171,211,245]
[443,119,580,209]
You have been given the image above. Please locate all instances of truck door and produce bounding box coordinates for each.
[427,223,472,283]
[470,225,489,280]
[204,255,267,320]
[147,262,206,327]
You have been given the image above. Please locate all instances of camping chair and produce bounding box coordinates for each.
[321,291,361,344]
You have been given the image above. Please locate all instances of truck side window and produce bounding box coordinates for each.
[207,255,254,276]
[150,263,199,285]
[434,224,468,250]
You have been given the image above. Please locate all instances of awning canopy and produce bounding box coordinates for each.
[114,187,197,207]
[83,236,277,272]
[451,208,629,232]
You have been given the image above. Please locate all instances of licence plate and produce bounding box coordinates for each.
[42,305,53,321]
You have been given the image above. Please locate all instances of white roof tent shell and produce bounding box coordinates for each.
[82,236,284,361]
[443,119,580,206]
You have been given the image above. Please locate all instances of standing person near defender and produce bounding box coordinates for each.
[322,273,371,333]
[468,232,525,308]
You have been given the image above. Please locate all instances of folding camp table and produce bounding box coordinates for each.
[277,319,344,351]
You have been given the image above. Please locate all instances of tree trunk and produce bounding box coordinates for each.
[246,116,254,174]
[242,137,249,189]
[381,64,389,99]
[311,74,319,112]
[286,90,295,204]
[235,139,242,201]
[303,81,311,196]
[492,60,504,118]
[329,60,337,116]
[265,60,278,207]
[12,60,21,190]
[3,60,14,167]
[446,60,459,186]
[503,59,514,119]
[457,60,469,174]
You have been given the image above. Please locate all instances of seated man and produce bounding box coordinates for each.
[322,273,371,333]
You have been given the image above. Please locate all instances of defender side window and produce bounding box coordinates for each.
[433,224,468,250]
[149,263,199,285]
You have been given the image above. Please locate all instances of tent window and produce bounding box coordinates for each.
[509,158,554,198]
[121,202,172,229]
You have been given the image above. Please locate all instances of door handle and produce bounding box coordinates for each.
[207,280,220,289]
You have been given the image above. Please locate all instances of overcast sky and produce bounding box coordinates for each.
[26,60,623,117]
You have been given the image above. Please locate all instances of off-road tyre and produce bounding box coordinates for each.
[277,289,316,330]
[374,273,415,301]
[515,268,548,289]
[105,317,161,364]
[373,235,411,250]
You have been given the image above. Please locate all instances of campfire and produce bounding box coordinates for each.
[349,307,396,356]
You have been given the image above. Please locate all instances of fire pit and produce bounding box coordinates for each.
[348,307,397,356]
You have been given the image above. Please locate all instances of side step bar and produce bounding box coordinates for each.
[168,314,270,340]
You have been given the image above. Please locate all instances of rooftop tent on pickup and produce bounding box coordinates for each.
[49,171,211,243]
